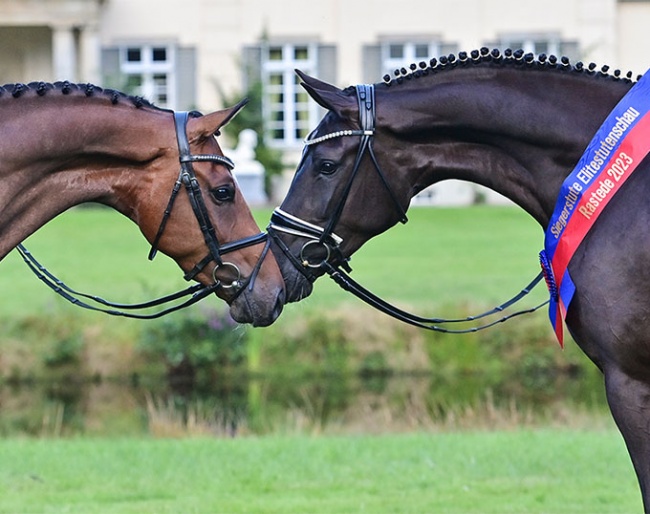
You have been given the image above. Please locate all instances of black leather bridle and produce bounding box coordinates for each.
[149,111,268,287]
[16,110,270,318]
[268,84,548,333]
[268,84,408,281]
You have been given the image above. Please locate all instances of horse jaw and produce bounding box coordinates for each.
[267,238,315,304]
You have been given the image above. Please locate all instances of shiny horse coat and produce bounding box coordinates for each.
[271,49,650,509]
[0,81,284,326]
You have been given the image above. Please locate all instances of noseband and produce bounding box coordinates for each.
[268,84,408,280]
[268,84,548,333]
[16,110,270,318]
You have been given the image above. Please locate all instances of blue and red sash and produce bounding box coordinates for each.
[540,69,650,346]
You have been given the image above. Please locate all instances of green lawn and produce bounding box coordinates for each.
[0,207,187,316]
[0,205,547,317]
[0,207,643,512]
[0,429,641,513]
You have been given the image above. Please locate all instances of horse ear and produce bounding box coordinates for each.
[188,98,249,138]
[295,69,354,114]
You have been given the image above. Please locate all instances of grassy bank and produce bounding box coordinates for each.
[0,429,641,513]
[0,205,611,441]
[0,206,638,511]
[0,204,546,314]
[0,204,598,386]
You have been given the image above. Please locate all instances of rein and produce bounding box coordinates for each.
[15,110,269,318]
[327,263,548,333]
[268,84,548,333]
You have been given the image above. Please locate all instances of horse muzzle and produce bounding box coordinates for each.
[267,207,351,302]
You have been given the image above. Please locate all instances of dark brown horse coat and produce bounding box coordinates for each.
[270,50,650,509]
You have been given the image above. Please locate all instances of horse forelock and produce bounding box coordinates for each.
[380,47,641,88]
[0,80,162,111]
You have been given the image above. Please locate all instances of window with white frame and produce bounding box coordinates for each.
[262,43,320,147]
[498,35,561,56]
[381,40,441,77]
[362,38,455,83]
[493,34,580,62]
[120,45,175,108]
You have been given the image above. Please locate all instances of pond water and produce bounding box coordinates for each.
[0,369,611,437]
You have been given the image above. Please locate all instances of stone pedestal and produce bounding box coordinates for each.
[226,129,268,206]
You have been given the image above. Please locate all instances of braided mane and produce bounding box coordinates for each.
[380,47,642,88]
[0,80,158,109]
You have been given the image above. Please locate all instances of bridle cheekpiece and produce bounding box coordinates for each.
[268,83,408,280]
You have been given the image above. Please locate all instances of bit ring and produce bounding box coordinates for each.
[300,240,331,268]
[212,261,242,289]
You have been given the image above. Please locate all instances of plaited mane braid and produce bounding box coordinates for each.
[382,47,640,87]
[0,80,157,109]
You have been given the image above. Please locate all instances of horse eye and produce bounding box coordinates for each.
[210,185,235,203]
[319,160,338,175]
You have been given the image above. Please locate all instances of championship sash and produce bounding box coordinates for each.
[540,69,650,347]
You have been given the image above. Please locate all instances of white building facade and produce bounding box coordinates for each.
[1,0,649,203]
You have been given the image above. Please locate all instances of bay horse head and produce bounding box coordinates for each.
[0,82,284,326]
[137,105,286,325]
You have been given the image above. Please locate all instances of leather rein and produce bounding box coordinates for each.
[16,110,270,319]
[268,84,549,333]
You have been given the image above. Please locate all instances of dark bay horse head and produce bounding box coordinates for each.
[269,51,650,507]
[0,82,284,326]
[268,72,414,302]
[269,59,631,303]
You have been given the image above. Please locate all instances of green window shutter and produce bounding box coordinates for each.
[101,47,122,90]
[242,45,262,92]
[362,44,382,83]
[559,41,580,62]
[439,42,459,58]
[316,44,337,84]
[175,46,196,111]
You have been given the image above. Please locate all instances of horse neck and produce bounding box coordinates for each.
[0,97,170,173]
[380,67,633,226]
[0,96,173,259]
